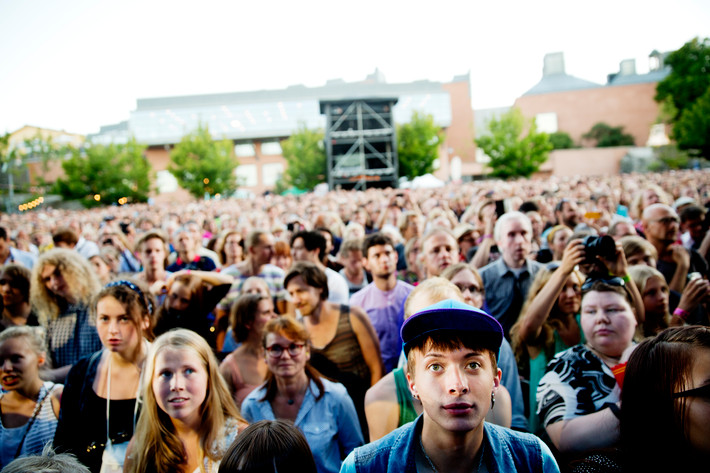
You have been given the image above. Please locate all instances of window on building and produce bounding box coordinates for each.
[262,162,284,187]
[236,164,258,187]
[535,113,558,133]
[234,142,255,157]
[260,140,282,155]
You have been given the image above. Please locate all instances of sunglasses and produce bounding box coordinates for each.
[673,383,710,400]
[581,276,625,292]
[265,343,305,358]
[454,283,482,295]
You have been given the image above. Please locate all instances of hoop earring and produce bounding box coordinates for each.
[490,391,495,409]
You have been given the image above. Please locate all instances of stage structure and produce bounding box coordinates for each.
[320,98,399,190]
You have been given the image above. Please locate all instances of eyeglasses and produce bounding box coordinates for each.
[454,283,482,295]
[265,343,305,358]
[673,383,710,400]
[581,276,625,292]
[651,216,680,225]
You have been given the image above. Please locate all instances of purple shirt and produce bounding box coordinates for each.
[350,281,414,373]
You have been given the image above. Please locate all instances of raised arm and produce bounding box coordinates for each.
[517,240,584,343]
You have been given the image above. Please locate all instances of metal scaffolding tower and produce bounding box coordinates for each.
[320,98,399,190]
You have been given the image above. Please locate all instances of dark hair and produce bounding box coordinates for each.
[217,420,317,473]
[0,226,7,240]
[290,231,326,261]
[518,200,540,213]
[362,232,395,256]
[51,227,79,246]
[92,278,155,341]
[230,293,270,343]
[260,316,325,402]
[621,326,710,470]
[679,204,706,222]
[283,261,329,301]
[0,263,32,303]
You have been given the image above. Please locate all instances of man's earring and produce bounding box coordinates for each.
[490,391,495,409]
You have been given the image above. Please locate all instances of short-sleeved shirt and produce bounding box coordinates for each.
[349,281,413,373]
[536,344,620,428]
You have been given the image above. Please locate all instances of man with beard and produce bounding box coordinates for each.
[350,233,414,373]
[479,212,543,339]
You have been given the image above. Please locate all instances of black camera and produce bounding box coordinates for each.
[582,235,616,264]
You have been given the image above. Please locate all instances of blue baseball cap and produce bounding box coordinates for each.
[400,299,503,357]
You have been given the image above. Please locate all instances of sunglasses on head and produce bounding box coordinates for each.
[581,276,625,292]
[673,383,710,400]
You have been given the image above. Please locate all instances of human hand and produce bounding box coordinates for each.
[670,244,690,269]
[560,239,585,274]
[678,276,710,313]
[598,240,628,277]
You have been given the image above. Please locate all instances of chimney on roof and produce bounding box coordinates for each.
[619,59,636,76]
[543,52,565,76]
[649,50,665,71]
[365,68,386,84]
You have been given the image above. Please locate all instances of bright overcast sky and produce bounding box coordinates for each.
[1,0,708,136]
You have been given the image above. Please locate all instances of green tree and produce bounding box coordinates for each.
[279,124,326,191]
[549,131,575,150]
[53,139,152,207]
[583,122,635,147]
[655,37,710,159]
[474,108,552,179]
[397,111,444,179]
[169,124,238,199]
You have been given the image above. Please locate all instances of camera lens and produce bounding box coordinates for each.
[582,235,616,263]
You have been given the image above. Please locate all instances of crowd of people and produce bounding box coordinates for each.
[1,168,710,472]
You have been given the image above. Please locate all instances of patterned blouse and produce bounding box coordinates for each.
[536,344,620,427]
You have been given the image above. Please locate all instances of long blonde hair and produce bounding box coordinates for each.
[30,248,101,326]
[628,265,672,339]
[127,329,243,473]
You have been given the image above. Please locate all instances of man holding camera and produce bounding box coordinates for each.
[479,212,543,340]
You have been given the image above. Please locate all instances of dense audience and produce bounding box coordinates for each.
[2,169,710,472]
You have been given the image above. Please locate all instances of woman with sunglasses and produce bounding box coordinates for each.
[536,274,638,470]
[510,240,586,435]
[241,316,363,473]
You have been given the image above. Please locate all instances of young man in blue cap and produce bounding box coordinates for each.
[340,299,559,473]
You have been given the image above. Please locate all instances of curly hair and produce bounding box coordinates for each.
[30,248,101,326]
[126,329,244,473]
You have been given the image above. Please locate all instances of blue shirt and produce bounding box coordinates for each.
[340,416,559,473]
[242,378,364,473]
[5,247,37,269]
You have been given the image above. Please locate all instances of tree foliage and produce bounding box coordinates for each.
[53,139,152,208]
[549,131,575,150]
[583,122,635,147]
[474,108,552,179]
[279,124,326,192]
[397,111,444,179]
[169,124,238,199]
[655,37,710,159]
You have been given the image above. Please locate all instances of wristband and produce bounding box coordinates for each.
[673,307,690,321]
[476,234,493,244]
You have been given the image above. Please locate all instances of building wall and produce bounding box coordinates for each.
[514,82,661,147]
[537,147,632,177]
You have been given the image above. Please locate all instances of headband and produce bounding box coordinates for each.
[105,279,153,315]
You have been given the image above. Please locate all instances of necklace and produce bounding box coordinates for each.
[418,434,485,473]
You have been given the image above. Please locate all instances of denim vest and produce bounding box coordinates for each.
[341,416,560,473]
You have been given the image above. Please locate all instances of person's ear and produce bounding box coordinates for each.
[362,255,371,272]
[142,316,150,331]
[406,371,418,399]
